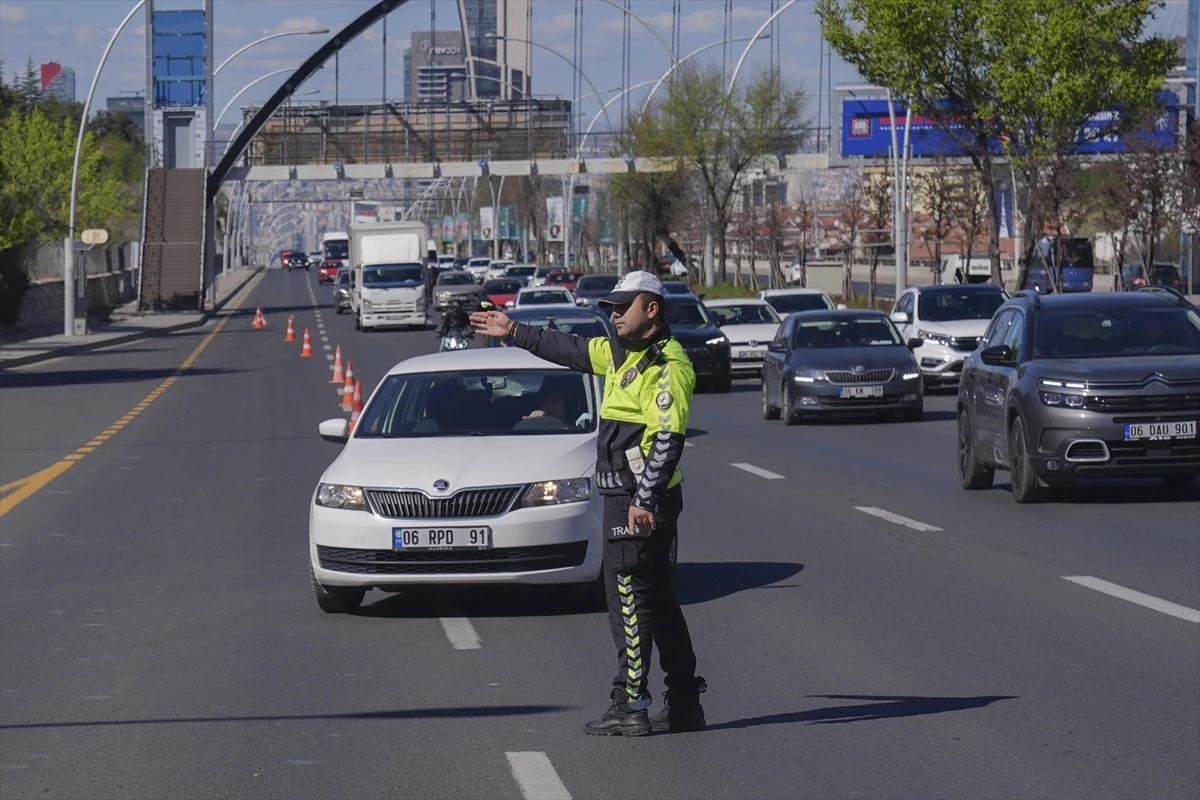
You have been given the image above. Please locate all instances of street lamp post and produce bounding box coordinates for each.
[213,29,329,77]
[727,0,799,94]
[639,34,769,119]
[64,0,146,337]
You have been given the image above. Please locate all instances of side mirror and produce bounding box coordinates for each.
[576,297,588,306]
[890,311,909,324]
[906,338,922,350]
[979,344,1015,366]
[713,318,723,327]
[319,418,350,444]
[766,341,786,352]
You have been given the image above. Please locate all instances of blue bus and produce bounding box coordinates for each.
[1023,238,1095,293]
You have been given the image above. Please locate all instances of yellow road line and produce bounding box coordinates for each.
[0,272,265,520]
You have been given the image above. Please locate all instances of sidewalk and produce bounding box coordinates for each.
[0,267,262,370]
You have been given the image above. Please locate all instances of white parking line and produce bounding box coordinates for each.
[439,617,482,649]
[730,462,785,480]
[506,752,571,800]
[855,506,943,532]
[1063,576,1200,623]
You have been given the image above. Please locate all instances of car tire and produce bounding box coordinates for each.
[782,383,801,426]
[354,314,362,331]
[1162,474,1196,496]
[310,564,365,614]
[1008,416,1044,503]
[335,306,344,315]
[762,379,780,420]
[957,410,995,490]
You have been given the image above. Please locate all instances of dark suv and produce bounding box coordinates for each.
[957,288,1200,502]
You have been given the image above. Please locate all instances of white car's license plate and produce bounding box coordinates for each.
[839,385,884,398]
[1124,420,1196,440]
[737,349,761,359]
[392,527,492,550]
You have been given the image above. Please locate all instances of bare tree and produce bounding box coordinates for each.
[862,167,893,306]
[952,168,988,283]
[913,160,957,284]
[835,177,866,300]
[1120,116,1182,267]
[1034,155,1097,291]
[1099,163,1136,290]
[761,199,792,289]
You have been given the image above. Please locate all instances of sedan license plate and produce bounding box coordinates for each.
[839,385,884,399]
[392,527,492,551]
[1124,420,1196,441]
[737,349,761,359]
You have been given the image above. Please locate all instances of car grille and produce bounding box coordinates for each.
[316,542,588,575]
[1083,394,1200,413]
[366,487,523,519]
[823,368,895,384]
[820,396,905,407]
[1103,440,1200,467]
[950,336,980,352]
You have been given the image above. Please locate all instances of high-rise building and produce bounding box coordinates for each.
[457,0,530,100]
[406,31,469,103]
[40,62,76,102]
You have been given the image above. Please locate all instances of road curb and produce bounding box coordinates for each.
[0,267,264,371]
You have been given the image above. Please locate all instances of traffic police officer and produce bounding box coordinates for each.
[470,270,706,736]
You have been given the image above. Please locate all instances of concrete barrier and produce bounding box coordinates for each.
[15,269,139,333]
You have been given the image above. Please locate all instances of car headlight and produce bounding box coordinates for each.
[902,371,920,381]
[793,368,823,383]
[917,329,952,347]
[706,336,728,346]
[519,478,591,508]
[362,299,374,311]
[1038,378,1087,408]
[315,483,367,510]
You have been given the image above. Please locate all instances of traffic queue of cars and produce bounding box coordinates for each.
[307,271,1199,614]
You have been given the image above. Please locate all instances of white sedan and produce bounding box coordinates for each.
[309,348,604,613]
[511,286,576,308]
[703,298,782,377]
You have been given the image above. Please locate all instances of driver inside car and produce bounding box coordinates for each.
[523,388,568,423]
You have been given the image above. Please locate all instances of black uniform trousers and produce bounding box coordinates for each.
[602,483,699,705]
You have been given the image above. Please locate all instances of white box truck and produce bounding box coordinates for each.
[349,220,430,331]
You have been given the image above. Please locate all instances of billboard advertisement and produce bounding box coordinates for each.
[546,196,564,241]
[840,95,1178,160]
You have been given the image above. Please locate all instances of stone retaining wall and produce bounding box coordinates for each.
[15,269,140,333]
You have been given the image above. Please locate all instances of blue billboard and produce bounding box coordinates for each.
[840,95,1178,160]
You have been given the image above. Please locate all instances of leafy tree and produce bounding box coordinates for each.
[629,65,807,283]
[862,167,892,305]
[817,0,1176,284]
[913,160,959,284]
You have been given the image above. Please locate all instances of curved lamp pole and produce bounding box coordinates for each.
[728,0,799,94]
[640,34,768,119]
[64,0,146,336]
[486,33,615,134]
[213,68,305,132]
[213,29,329,77]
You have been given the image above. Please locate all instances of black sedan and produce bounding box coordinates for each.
[285,252,310,271]
[760,310,924,424]
[663,295,732,392]
[573,274,620,307]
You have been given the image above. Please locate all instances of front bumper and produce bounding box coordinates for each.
[789,375,923,414]
[728,344,768,375]
[913,341,976,385]
[682,345,732,379]
[361,310,427,328]
[1030,408,1200,480]
[309,495,603,589]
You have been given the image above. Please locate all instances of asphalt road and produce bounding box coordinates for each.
[1,268,1197,800]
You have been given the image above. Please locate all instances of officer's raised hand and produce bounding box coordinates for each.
[470,309,511,337]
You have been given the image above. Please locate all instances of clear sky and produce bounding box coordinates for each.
[0,0,1188,134]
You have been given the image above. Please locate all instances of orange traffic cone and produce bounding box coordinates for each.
[349,380,364,432]
[300,328,314,357]
[285,316,296,342]
[342,362,355,410]
[251,306,267,328]
[329,346,345,384]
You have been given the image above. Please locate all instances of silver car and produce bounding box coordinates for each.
[433,271,481,310]
[334,269,352,314]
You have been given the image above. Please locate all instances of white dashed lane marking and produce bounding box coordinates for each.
[506,752,572,800]
[439,617,482,650]
[730,462,785,480]
[1063,576,1200,623]
[855,506,943,532]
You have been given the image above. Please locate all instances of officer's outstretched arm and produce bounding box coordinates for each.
[510,323,612,376]
[632,359,694,512]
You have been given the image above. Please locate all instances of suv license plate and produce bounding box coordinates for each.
[1124,421,1196,441]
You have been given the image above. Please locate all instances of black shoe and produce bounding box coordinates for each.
[584,691,651,737]
[649,676,708,733]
